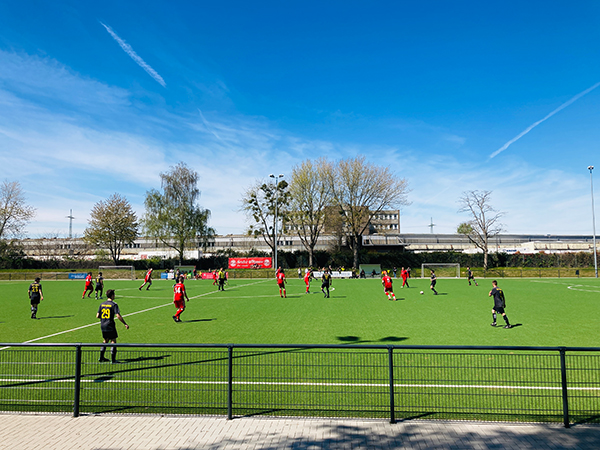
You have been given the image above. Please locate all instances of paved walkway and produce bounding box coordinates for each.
[1,414,599,449]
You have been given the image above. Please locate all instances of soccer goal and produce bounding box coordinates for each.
[421,263,460,278]
[98,265,136,280]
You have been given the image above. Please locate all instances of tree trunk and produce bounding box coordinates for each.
[483,235,489,269]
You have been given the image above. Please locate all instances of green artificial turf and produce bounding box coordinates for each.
[1,276,599,347]
[2,276,599,422]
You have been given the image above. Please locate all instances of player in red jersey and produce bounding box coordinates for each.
[401,267,410,288]
[276,267,287,298]
[304,269,313,294]
[82,272,94,298]
[212,270,218,286]
[172,275,190,323]
[139,268,153,290]
[381,271,397,301]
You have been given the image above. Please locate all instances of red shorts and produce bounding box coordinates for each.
[384,286,393,293]
[174,299,185,309]
[278,282,285,288]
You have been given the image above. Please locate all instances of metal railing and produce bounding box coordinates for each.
[1,343,599,427]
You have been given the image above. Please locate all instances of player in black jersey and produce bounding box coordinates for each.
[467,266,478,286]
[430,270,438,295]
[321,268,332,298]
[95,272,104,299]
[28,277,43,319]
[96,289,129,363]
[489,280,512,328]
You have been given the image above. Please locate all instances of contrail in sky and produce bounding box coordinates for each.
[490,81,600,158]
[100,22,166,88]
[198,109,223,141]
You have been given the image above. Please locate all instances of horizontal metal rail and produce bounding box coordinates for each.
[1,343,599,427]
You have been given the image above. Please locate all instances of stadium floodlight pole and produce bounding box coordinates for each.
[588,166,598,278]
[269,174,284,271]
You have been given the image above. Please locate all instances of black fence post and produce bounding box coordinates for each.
[227,345,233,420]
[559,348,570,428]
[388,346,396,424]
[73,345,82,417]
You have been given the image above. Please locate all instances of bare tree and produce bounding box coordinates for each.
[0,180,35,239]
[457,190,504,269]
[288,158,332,267]
[144,162,215,265]
[84,193,139,264]
[241,178,290,262]
[328,156,410,269]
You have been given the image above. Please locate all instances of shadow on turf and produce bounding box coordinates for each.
[337,336,408,344]
[181,318,215,323]
[37,315,74,320]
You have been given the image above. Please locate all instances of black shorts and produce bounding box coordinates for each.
[95,285,103,291]
[321,282,330,289]
[430,280,437,287]
[493,306,505,314]
[102,328,118,340]
[30,297,40,305]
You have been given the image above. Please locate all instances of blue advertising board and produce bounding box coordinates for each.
[68,273,87,279]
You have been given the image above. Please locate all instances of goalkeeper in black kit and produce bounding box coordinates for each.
[489,280,512,329]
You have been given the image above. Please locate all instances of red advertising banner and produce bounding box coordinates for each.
[228,257,272,269]
[199,272,215,280]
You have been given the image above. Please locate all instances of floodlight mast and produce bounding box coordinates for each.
[269,174,284,271]
[589,166,598,278]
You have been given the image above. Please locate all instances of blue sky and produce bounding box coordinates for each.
[1,1,600,237]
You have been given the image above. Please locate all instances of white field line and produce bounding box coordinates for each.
[530,279,600,293]
[0,279,271,350]
[1,377,599,391]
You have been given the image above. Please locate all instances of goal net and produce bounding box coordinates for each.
[421,263,460,278]
[98,265,136,280]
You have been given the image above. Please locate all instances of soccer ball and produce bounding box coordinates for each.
[420,291,424,295]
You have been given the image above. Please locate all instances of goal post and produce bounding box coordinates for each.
[98,265,136,280]
[421,263,460,278]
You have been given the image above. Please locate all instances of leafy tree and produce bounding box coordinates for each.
[143,162,215,265]
[84,193,139,264]
[0,180,35,239]
[288,158,332,267]
[328,156,410,269]
[457,190,504,270]
[241,178,290,265]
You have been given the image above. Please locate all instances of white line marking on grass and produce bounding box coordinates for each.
[566,285,600,293]
[0,279,272,350]
[530,280,600,293]
[2,377,599,391]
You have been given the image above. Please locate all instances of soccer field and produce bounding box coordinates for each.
[1,275,600,422]
[1,276,600,346]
